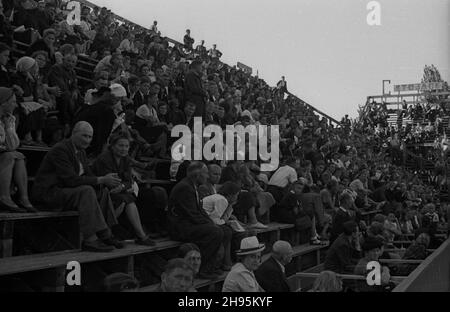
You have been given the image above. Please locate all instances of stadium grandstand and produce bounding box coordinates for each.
[0,0,449,293]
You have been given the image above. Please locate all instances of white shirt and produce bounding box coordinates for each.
[118,38,138,53]
[268,165,298,188]
[222,263,263,292]
[202,194,230,225]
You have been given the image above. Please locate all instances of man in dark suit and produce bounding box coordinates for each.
[184,60,208,119]
[255,241,293,292]
[32,121,124,252]
[324,221,361,274]
[132,76,151,111]
[168,161,225,279]
[330,192,357,243]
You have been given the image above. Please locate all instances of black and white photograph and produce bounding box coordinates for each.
[0,0,449,296]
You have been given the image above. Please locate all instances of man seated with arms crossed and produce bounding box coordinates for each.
[32,121,123,252]
[255,240,293,292]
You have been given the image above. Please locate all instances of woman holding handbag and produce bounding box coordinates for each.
[91,132,156,246]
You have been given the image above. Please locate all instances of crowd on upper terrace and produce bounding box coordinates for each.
[0,0,448,292]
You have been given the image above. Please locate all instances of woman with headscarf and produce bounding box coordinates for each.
[0,87,36,212]
[12,56,46,146]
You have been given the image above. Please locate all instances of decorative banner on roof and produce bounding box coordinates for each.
[394,82,444,92]
[237,62,252,75]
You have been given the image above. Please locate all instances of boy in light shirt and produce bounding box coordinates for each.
[202,182,241,226]
[202,181,242,270]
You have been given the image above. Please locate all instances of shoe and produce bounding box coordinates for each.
[136,236,156,246]
[147,232,161,239]
[247,222,268,230]
[34,140,48,147]
[310,238,327,246]
[82,240,115,252]
[0,200,27,213]
[16,200,39,213]
[21,139,34,147]
[103,237,125,249]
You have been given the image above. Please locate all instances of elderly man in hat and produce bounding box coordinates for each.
[255,240,293,292]
[222,236,265,292]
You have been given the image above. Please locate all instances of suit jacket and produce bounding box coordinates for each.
[324,234,360,274]
[254,256,290,292]
[168,178,212,239]
[184,70,207,106]
[132,91,147,111]
[32,139,98,203]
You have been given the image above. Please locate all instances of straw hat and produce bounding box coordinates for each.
[236,236,265,256]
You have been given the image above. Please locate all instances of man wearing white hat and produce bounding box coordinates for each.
[222,236,265,292]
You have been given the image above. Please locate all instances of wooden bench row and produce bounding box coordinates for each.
[0,222,300,291]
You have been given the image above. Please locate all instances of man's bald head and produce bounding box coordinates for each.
[272,241,293,265]
[72,121,93,135]
[72,121,93,150]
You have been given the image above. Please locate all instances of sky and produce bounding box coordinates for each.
[88,0,449,119]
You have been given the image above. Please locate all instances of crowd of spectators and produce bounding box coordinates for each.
[0,0,448,292]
